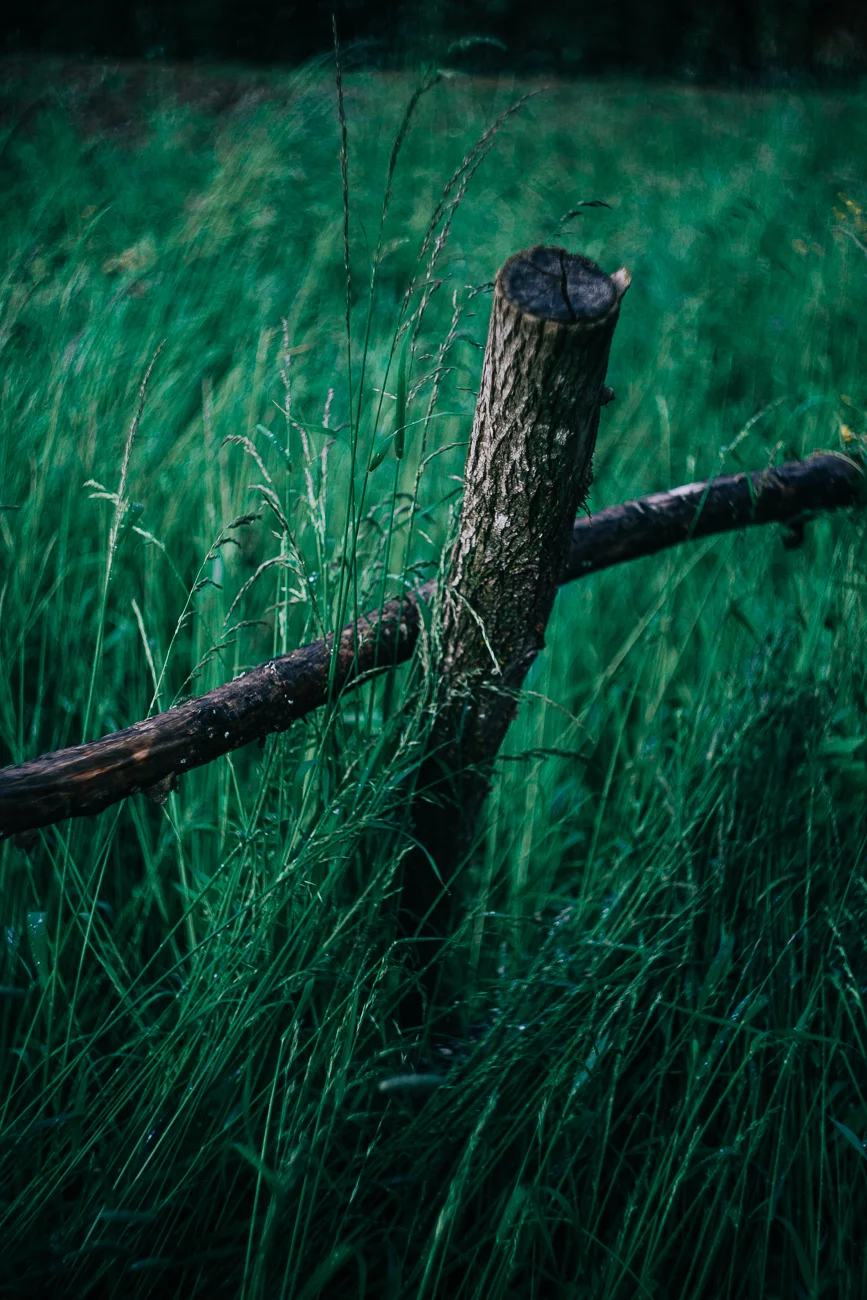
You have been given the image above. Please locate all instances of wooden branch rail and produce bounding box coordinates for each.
[564,450,863,578]
[0,452,860,839]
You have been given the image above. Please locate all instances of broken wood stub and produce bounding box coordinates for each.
[404,246,630,942]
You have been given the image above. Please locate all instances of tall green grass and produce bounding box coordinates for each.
[1,61,867,1297]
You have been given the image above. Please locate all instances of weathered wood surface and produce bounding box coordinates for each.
[402,247,630,946]
[565,451,862,579]
[0,583,434,837]
[0,453,861,838]
[436,250,630,785]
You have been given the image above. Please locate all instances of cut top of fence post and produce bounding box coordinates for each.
[499,245,627,324]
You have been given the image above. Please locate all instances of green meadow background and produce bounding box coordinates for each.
[1,60,867,1297]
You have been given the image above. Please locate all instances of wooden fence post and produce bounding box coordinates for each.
[402,246,630,1003]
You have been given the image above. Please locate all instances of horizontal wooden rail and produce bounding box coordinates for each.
[564,450,862,579]
[0,452,862,837]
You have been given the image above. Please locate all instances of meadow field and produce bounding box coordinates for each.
[1,59,867,1297]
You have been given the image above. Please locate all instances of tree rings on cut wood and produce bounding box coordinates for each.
[499,246,625,324]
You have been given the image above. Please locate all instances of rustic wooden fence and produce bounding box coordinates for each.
[0,245,863,865]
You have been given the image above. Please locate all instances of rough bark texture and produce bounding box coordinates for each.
[0,583,434,837]
[441,251,629,768]
[565,452,862,579]
[0,454,861,838]
[440,248,629,697]
[402,247,630,950]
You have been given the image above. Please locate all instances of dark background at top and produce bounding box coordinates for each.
[2,0,866,80]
